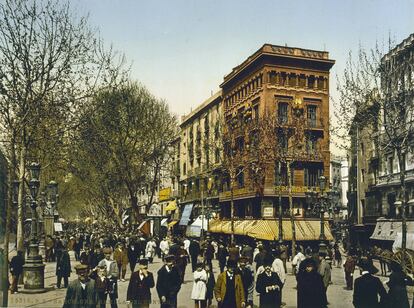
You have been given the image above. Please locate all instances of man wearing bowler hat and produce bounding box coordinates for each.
[156,255,182,308]
[127,258,155,308]
[214,259,246,308]
[63,264,98,308]
[353,258,387,308]
[97,247,119,308]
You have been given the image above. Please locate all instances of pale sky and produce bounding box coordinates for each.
[74,0,414,154]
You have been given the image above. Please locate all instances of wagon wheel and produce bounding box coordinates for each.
[392,249,414,274]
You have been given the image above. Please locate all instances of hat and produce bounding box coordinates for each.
[165,255,175,262]
[226,259,237,269]
[102,247,112,254]
[305,247,312,256]
[263,255,274,267]
[358,258,379,274]
[138,258,149,266]
[238,256,249,263]
[74,264,88,273]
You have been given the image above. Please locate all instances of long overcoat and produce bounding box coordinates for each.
[256,271,283,308]
[214,271,245,308]
[63,279,98,308]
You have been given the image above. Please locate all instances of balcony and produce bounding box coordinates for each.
[219,187,255,200]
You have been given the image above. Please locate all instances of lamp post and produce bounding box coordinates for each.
[305,175,330,254]
[44,181,58,236]
[22,162,46,293]
[276,162,283,244]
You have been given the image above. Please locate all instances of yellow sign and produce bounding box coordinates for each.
[159,187,171,201]
[274,186,320,194]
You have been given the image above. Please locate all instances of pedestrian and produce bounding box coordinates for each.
[385,260,413,308]
[113,242,128,282]
[63,263,98,308]
[271,248,286,306]
[89,264,110,308]
[292,248,305,277]
[254,245,267,271]
[318,253,331,297]
[9,250,24,294]
[98,247,119,308]
[256,256,283,308]
[237,256,254,308]
[214,259,245,308]
[204,240,214,270]
[127,258,155,308]
[189,238,201,272]
[297,258,327,308]
[204,262,215,307]
[156,254,182,308]
[241,242,253,263]
[353,258,387,308]
[159,237,170,261]
[183,237,191,261]
[279,244,288,273]
[191,262,208,308]
[56,246,71,289]
[145,238,157,263]
[343,253,356,290]
[175,242,189,283]
[45,235,54,262]
[334,245,342,268]
[128,239,139,273]
[228,242,240,262]
[217,243,228,273]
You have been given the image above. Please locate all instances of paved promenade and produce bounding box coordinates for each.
[7,251,413,308]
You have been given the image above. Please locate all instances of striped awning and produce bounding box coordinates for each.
[208,219,334,241]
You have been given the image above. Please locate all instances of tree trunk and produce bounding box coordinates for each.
[16,143,26,252]
[398,150,407,270]
[230,184,235,244]
[287,162,296,257]
[148,164,160,208]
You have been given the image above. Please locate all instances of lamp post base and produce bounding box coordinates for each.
[22,255,46,293]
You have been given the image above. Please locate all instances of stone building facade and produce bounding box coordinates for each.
[219,44,335,221]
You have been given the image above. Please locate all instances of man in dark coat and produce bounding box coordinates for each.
[9,250,24,293]
[63,264,98,308]
[127,258,155,308]
[156,255,182,308]
[297,257,327,308]
[256,256,283,308]
[57,247,71,289]
[217,243,228,273]
[189,239,200,272]
[128,240,139,273]
[353,259,387,308]
[236,256,254,307]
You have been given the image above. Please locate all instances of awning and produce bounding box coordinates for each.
[393,232,414,252]
[208,219,334,241]
[190,215,208,230]
[179,203,194,226]
[137,219,150,230]
[168,220,178,228]
[161,218,168,227]
[370,219,401,241]
[165,200,177,211]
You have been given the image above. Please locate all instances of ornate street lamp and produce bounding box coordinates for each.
[22,162,46,293]
[305,175,329,254]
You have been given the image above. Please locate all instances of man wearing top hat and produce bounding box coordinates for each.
[156,254,182,308]
[353,258,387,308]
[63,264,98,308]
[214,259,246,308]
[127,258,155,308]
[97,247,119,308]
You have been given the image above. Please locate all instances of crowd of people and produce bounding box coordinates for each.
[8,223,414,308]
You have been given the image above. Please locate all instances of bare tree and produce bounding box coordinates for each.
[334,38,414,269]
